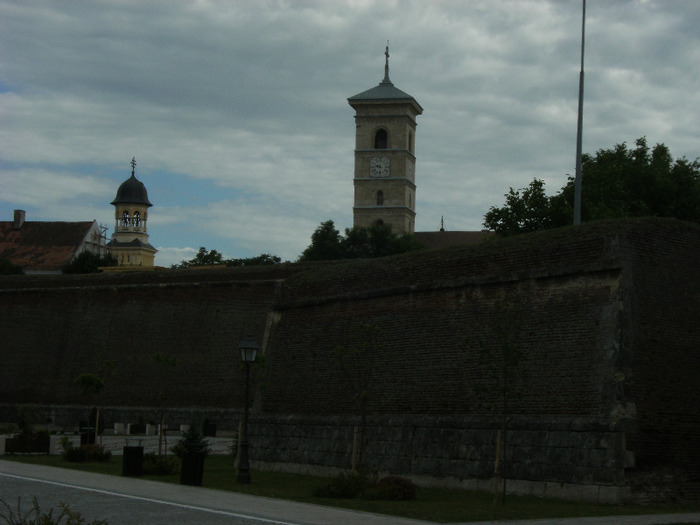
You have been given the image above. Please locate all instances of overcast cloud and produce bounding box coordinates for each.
[1,1,698,266]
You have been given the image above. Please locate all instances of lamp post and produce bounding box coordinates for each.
[237,335,258,484]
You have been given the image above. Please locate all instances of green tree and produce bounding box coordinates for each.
[172,247,224,268]
[226,253,282,266]
[75,373,105,444]
[483,179,555,236]
[299,220,424,261]
[153,352,176,456]
[74,361,114,445]
[0,258,23,275]
[298,220,345,261]
[172,247,283,269]
[484,138,700,235]
[333,322,384,470]
[62,251,117,274]
[467,300,526,506]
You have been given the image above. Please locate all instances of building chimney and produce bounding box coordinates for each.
[13,210,26,230]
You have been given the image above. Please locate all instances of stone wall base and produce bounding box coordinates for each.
[253,460,631,504]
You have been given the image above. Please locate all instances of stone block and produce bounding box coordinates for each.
[560,483,601,502]
[543,481,563,499]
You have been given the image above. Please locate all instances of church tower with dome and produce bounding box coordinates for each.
[348,45,423,235]
[107,158,157,267]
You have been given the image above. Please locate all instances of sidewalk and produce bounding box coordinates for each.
[1,459,698,525]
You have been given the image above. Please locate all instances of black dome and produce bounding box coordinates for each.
[111,174,152,207]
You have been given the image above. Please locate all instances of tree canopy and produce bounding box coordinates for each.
[62,251,117,274]
[0,258,23,275]
[298,220,423,261]
[171,247,282,269]
[484,138,700,236]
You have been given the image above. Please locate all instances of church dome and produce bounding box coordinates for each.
[347,45,422,114]
[111,173,152,207]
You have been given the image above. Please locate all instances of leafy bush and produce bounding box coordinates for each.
[365,476,417,501]
[142,453,178,475]
[62,251,117,274]
[171,422,210,458]
[314,469,378,499]
[0,423,19,435]
[61,443,111,463]
[314,471,417,501]
[0,497,108,525]
[0,258,23,275]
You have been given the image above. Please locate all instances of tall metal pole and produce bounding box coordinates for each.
[237,361,252,483]
[573,0,586,225]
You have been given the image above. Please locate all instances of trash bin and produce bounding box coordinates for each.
[179,452,205,486]
[122,446,144,476]
[203,421,217,437]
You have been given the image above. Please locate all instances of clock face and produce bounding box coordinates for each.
[370,156,391,178]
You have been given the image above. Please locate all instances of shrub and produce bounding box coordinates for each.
[171,422,210,458]
[314,471,417,501]
[61,443,111,463]
[365,476,417,501]
[142,453,178,475]
[0,497,108,524]
[313,469,377,499]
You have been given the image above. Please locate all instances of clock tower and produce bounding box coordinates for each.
[348,45,423,234]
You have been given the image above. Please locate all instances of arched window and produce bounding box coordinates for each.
[374,129,388,149]
[133,211,141,227]
[376,190,384,205]
[408,131,414,153]
[122,211,130,227]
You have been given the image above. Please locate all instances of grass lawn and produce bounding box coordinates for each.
[3,454,699,523]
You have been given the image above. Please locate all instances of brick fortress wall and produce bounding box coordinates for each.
[0,218,698,502]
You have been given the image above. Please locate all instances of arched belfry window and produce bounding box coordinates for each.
[133,211,141,227]
[374,129,388,149]
[122,211,130,227]
[376,190,384,205]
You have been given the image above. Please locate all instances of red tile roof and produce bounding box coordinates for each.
[0,221,96,272]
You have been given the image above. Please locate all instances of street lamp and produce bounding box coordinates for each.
[237,335,258,483]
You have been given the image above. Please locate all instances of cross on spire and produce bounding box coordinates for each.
[130,157,136,176]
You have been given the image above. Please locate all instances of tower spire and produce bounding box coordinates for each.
[130,157,136,177]
[382,41,391,84]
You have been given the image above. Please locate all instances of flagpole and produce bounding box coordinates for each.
[573,0,586,225]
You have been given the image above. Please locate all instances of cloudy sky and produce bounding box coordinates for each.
[2,1,698,266]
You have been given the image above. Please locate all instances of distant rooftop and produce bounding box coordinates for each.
[0,211,99,273]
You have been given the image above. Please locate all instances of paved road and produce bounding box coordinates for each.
[1,460,699,525]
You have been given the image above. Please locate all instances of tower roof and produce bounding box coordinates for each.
[111,158,152,207]
[348,45,423,113]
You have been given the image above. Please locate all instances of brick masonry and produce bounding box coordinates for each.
[1,218,698,502]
